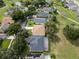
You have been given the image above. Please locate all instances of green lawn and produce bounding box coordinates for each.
[50,14,79,59]
[52,0,79,21]
[1,39,11,48]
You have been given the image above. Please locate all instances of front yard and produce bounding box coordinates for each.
[1,39,11,48]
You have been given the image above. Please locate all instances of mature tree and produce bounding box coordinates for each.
[63,24,79,40]
[53,9,58,15]
[7,23,21,35]
[11,9,25,21]
[0,48,18,59]
[0,30,29,59]
[28,5,36,11]
[20,0,33,6]
[32,0,46,7]
[0,0,5,8]
[45,17,59,40]
[12,34,29,57]
[17,29,30,39]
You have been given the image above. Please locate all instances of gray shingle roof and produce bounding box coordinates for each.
[0,34,7,39]
[37,12,48,18]
[33,18,47,24]
[0,23,9,32]
[26,36,48,52]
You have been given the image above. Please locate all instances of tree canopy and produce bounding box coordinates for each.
[7,23,21,35]
[64,24,79,40]
[45,16,59,40]
[11,9,25,21]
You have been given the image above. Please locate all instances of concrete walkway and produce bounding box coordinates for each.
[24,27,33,30]
[7,35,15,49]
[8,39,14,49]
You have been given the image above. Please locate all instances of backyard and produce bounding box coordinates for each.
[50,13,79,59]
[49,0,79,59]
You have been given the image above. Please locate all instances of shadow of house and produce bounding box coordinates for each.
[25,54,51,59]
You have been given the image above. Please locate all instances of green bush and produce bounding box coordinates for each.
[27,19,35,26]
[63,24,79,40]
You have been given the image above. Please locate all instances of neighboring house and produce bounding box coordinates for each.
[4,8,14,16]
[65,1,79,13]
[2,16,14,24]
[32,25,45,36]
[25,54,51,59]
[0,16,14,33]
[0,33,7,39]
[40,7,53,13]
[26,36,48,52]
[0,23,9,33]
[37,12,49,18]
[33,18,47,24]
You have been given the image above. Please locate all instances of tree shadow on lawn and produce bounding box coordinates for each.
[69,39,79,47]
[63,33,79,47]
[50,35,61,44]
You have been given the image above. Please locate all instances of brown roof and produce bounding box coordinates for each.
[2,16,14,24]
[32,25,45,36]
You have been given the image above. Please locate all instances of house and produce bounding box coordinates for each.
[4,8,14,16]
[65,1,77,9]
[64,1,79,13]
[32,25,45,36]
[2,16,14,24]
[26,36,48,52]
[37,12,49,18]
[0,23,9,33]
[0,16,14,33]
[40,7,53,13]
[33,18,47,24]
[0,33,7,39]
[25,54,51,59]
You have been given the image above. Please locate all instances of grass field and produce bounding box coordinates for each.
[50,14,79,59]
[45,0,79,59]
[1,39,11,48]
[48,0,79,59]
